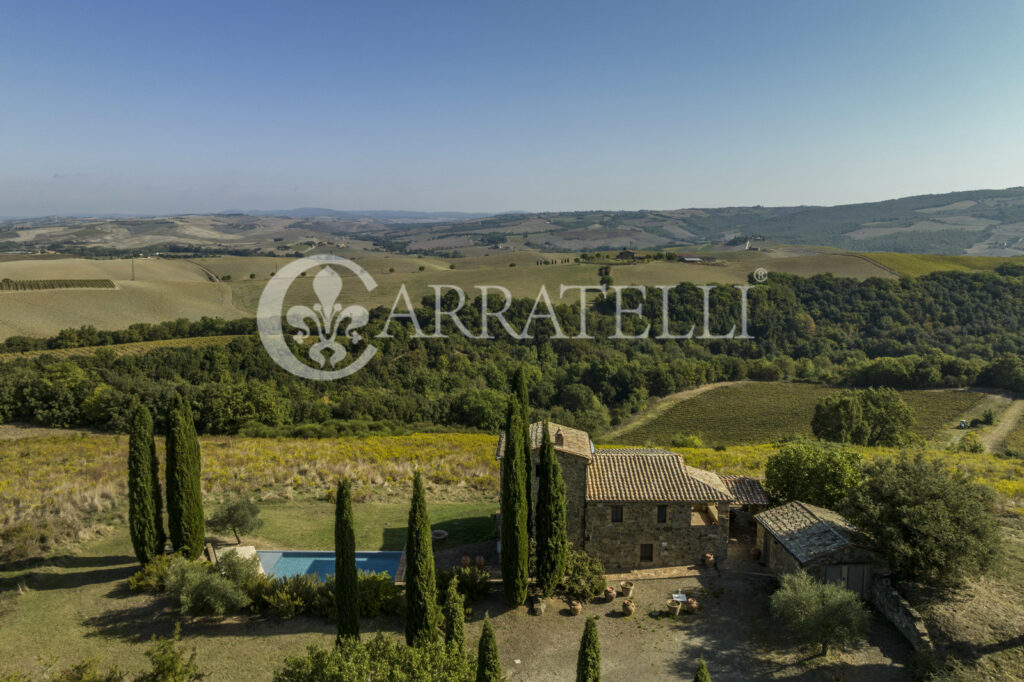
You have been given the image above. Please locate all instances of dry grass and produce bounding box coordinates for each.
[0,334,242,363]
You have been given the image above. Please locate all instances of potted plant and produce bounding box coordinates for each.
[685,597,699,613]
[666,599,683,616]
[620,580,634,597]
[603,586,616,603]
[703,552,715,567]
[622,598,636,616]
[569,600,583,616]
[460,555,471,567]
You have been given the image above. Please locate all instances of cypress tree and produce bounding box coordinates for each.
[404,471,441,646]
[334,478,359,641]
[576,617,601,682]
[475,614,501,682]
[442,575,465,656]
[536,421,568,596]
[499,395,529,606]
[693,658,712,682]
[513,365,533,538]
[128,404,159,564]
[166,394,204,559]
[149,410,166,553]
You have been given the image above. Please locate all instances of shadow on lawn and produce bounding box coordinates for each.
[0,553,136,572]
[0,562,137,594]
[380,514,497,553]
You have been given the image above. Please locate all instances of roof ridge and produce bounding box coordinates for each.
[796,500,848,545]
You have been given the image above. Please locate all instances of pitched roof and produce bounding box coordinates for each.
[720,475,770,506]
[754,501,859,564]
[586,449,733,503]
[495,421,592,460]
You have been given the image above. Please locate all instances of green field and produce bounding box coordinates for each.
[865,252,1024,277]
[605,382,987,446]
[0,334,242,363]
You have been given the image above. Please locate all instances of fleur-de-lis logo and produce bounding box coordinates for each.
[257,255,378,380]
[285,267,370,368]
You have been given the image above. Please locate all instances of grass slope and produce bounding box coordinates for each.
[605,382,986,447]
[865,253,1024,277]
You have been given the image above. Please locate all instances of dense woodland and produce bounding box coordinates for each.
[2,269,1024,436]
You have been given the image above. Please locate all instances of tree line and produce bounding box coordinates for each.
[3,269,1024,436]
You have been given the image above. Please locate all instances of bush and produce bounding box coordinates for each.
[770,571,868,655]
[952,431,984,453]
[358,571,403,618]
[274,637,472,681]
[166,556,250,617]
[559,547,606,601]
[437,566,491,604]
[671,434,704,448]
[128,554,173,593]
[764,439,862,507]
[266,586,305,620]
[216,549,261,587]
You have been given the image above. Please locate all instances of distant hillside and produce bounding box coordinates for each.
[3,187,1024,255]
[369,187,1024,256]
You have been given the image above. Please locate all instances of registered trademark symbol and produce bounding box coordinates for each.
[753,267,768,283]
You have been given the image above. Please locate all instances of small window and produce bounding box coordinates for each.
[657,505,667,523]
[640,543,654,562]
[611,506,623,523]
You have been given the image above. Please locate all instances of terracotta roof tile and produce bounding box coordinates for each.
[720,475,770,506]
[754,501,857,564]
[496,421,592,460]
[586,450,733,503]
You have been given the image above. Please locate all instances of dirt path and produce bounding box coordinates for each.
[601,381,748,441]
[980,398,1024,452]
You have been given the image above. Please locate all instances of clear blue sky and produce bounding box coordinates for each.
[1,0,1022,216]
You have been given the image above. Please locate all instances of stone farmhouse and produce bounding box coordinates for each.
[497,422,766,570]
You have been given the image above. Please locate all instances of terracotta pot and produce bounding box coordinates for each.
[622,599,636,616]
[604,587,616,603]
[620,580,634,597]
[570,600,583,616]
[460,555,471,567]
[703,552,715,567]
[475,555,486,568]
[667,599,683,616]
[686,598,698,613]
[749,546,761,561]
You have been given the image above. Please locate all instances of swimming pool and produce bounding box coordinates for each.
[257,550,403,580]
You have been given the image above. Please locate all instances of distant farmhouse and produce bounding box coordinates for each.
[497,422,767,570]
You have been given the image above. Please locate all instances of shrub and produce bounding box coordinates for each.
[770,571,868,655]
[266,586,305,619]
[274,637,472,681]
[953,432,984,453]
[437,566,491,604]
[128,553,174,593]
[166,556,249,617]
[764,439,862,507]
[136,624,204,681]
[671,434,704,448]
[559,547,606,601]
[216,549,262,587]
[358,572,403,618]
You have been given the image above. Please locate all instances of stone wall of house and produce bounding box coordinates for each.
[756,525,802,576]
[528,448,589,546]
[869,574,934,651]
[584,501,729,569]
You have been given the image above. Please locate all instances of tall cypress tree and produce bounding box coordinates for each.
[536,420,568,596]
[149,409,166,553]
[128,404,159,564]
[576,617,601,682]
[442,576,465,656]
[404,471,441,646]
[166,394,204,559]
[693,658,712,682]
[513,365,533,538]
[335,478,359,641]
[499,394,529,606]
[475,614,501,682]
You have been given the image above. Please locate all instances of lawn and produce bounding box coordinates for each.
[606,382,987,447]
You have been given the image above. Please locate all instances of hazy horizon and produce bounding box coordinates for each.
[2,1,1022,216]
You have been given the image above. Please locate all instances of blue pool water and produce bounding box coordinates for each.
[257,550,402,580]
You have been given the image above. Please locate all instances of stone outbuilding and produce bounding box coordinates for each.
[754,501,884,598]
[497,422,735,570]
